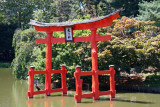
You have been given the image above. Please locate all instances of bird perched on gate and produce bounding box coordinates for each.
[35,83,41,91]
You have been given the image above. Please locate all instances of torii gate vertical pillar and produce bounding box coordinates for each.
[109,65,116,99]
[91,28,99,100]
[45,32,53,96]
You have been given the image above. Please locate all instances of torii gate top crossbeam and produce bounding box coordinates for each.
[30,9,121,32]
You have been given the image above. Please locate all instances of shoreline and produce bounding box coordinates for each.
[0,62,11,68]
[116,85,160,94]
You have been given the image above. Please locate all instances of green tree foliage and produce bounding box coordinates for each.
[109,0,141,17]
[106,16,160,37]
[76,0,155,18]
[98,35,160,74]
[12,29,46,79]
[33,0,80,22]
[51,0,79,22]
[32,0,57,23]
[110,0,155,17]
[77,0,114,17]
[136,0,160,27]
[144,75,160,88]
[0,0,80,63]
[0,0,35,29]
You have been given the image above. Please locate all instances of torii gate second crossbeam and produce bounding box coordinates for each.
[27,9,121,102]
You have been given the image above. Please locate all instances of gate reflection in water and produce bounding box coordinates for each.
[26,95,116,107]
[27,96,67,107]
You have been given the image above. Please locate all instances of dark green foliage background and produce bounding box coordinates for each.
[0,24,17,62]
[144,75,160,88]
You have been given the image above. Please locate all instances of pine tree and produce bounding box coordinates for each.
[136,0,160,26]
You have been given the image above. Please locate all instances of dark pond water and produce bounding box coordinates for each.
[0,68,160,107]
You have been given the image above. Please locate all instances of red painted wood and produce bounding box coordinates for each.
[73,65,116,102]
[61,66,68,94]
[99,91,112,96]
[51,70,63,74]
[81,93,94,98]
[36,35,110,44]
[33,70,46,74]
[98,70,111,75]
[96,34,111,41]
[109,66,116,98]
[27,10,119,101]
[51,69,67,74]
[27,68,68,98]
[74,67,82,103]
[73,36,90,42]
[28,67,34,98]
[33,11,120,32]
[50,88,63,93]
[33,90,46,95]
[45,32,52,96]
[90,28,99,100]
[51,37,65,43]
[36,38,46,44]
[79,71,93,76]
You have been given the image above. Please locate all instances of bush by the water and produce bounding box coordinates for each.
[144,75,160,88]
[0,62,11,68]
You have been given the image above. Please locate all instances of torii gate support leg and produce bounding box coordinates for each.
[27,66,35,98]
[74,66,83,103]
[109,65,116,99]
[45,32,53,96]
[61,65,68,94]
[90,28,99,100]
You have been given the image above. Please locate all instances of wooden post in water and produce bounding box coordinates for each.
[27,66,35,98]
[109,65,116,100]
[74,66,83,103]
[61,65,68,94]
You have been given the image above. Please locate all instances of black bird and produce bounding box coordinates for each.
[35,83,41,91]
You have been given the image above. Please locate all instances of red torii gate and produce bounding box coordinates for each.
[27,9,121,102]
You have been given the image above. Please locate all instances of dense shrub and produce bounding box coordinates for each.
[97,35,160,74]
[106,16,160,37]
[12,29,46,79]
[144,75,160,88]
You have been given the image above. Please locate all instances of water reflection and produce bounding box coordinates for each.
[26,95,117,107]
[98,97,153,104]
[12,80,28,106]
[27,96,66,107]
[1,69,160,107]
